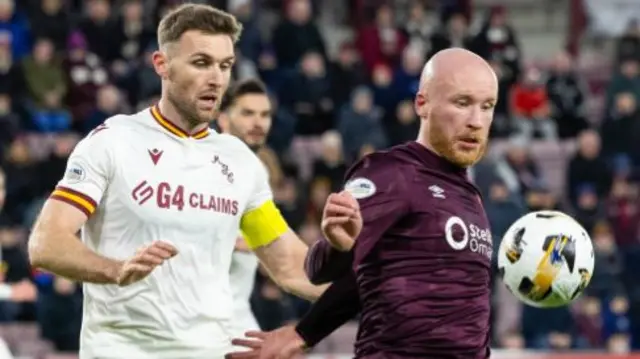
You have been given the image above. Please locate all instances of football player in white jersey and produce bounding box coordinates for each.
[26,4,361,359]
[217,79,272,336]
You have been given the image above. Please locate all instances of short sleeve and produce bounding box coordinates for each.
[245,159,273,212]
[344,154,411,266]
[49,129,113,217]
[240,156,288,249]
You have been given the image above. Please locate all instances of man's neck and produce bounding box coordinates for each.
[158,98,209,135]
[416,130,436,155]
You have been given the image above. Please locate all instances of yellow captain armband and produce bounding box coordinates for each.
[240,200,289,249]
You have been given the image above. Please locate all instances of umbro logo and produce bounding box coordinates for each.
[148,148,163,165]
[429,185,446,199]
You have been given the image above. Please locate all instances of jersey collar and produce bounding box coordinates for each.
[150,105,210,140]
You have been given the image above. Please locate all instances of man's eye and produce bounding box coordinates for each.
[482,103,496,110]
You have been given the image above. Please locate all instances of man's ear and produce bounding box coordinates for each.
[152,50,169,79]
[415,92,429,118]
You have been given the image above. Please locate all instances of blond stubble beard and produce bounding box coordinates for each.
[428,119,487,168]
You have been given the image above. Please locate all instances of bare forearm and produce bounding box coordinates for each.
[280,275,329,302]
[256,231,329,301]
[29,231,121,284]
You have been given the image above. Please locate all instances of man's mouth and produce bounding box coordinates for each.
[248,130,265,137]
[458,136,481,148]
[198,95,218,105]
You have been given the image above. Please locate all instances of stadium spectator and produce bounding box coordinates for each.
[28,0,69,52]
[21,38,66,115]
[605,59,640,114]
[546,51,590,139]
[337,86,387,162]
[272,0,326,69]
[356,4,407,73]
[0,94,18,146]
[369,62,396,113]
[587,221,624,300]
[567,130,612,208]
[495,138,545,195]
[0,32,21,97]
[228,0,263,65]
[601,92,640,165]
[429,12,473,59]
[83,85,123,134]
[0,0,30,61]
[511,66,557,140]
[0,223,34,322]
[312,131,347,193]
[402,0,437,57]
[128,43,161,107]
[265,94,297,156]
[384,98,419,146]
[328,42,367,110]
[280,51,334,137]
[488,56,517,138]
[391,45,424,103]
[62,31,109,124]
[615,19,640,66]
[472,5,521,82]
[78,0,119,64]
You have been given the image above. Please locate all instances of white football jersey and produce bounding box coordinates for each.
[229,250,259,333]
[51,106,287,359]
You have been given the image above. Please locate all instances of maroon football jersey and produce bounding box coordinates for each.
[346,142,492,359]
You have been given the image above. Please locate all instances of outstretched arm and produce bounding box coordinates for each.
[242,157,360,301]
[251,228,328,301]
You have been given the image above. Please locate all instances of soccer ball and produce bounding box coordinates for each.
[497,210,594,308]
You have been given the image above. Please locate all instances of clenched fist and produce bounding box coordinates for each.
[321,191,362,251]
[116,241,178,286]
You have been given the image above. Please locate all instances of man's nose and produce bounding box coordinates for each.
[207,66,223,87]
[467,109,484,130]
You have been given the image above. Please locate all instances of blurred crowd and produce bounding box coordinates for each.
[1,0,640,356]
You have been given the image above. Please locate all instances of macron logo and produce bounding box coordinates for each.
[148,148,163,166]
[429,185,446,199]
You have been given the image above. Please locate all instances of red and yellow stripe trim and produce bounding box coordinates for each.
[50,186,98,217]
[150,105,209,139]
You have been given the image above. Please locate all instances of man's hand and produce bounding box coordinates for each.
[10,280,37,302]
[321,191,362,251]
[116,241,178,286]
[226,325,306,359]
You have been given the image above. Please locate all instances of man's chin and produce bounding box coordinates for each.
[248,144,262,152]
[447,150,484,168]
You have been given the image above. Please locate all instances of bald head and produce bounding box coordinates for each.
[419,48,497,94]
[414,48,498,168]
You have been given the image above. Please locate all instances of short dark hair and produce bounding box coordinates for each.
[157,3,243,48]
[220,78,268,111]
